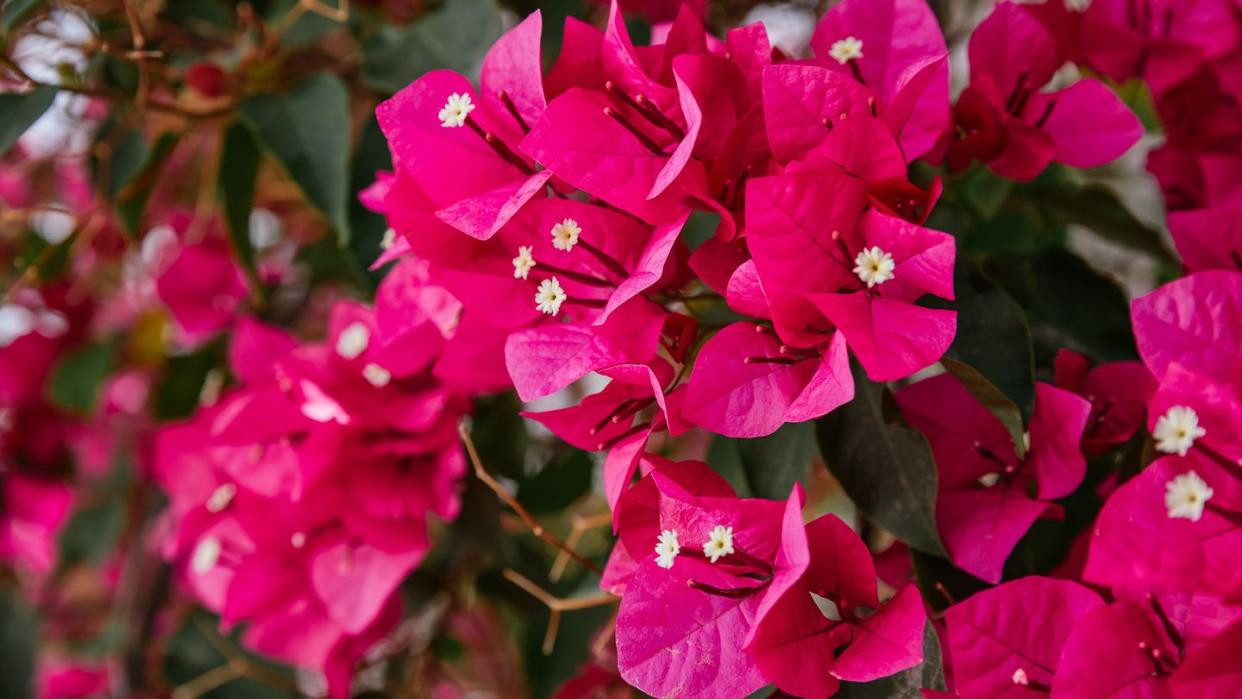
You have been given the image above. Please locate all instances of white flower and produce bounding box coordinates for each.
[535,277,567,316]
[550,218,582,252]
[205,483,236,513]
[1165,471,1213,521]
[335,322,371,359]
[438,92,475,128]
[654,529,681,569]
[512,245,537,280]
[291,532,307,549]
[380,228,397,250]
[363,363,391,388]
[853,246,896,288]
[702,525,735,563]
[1064,0,1091,12]
[1153,405,1206,456]
[829,36,864,65]
[1012,668,1030,686]
[191,535,221,574]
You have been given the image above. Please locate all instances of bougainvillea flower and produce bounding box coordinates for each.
[1130,270,1242,384]
[1053,349,1151,455]
[0,474,74,577]
[808,0,950,160]
[944,576,1103,697]
[897,375,1091,582]
[1167,205,1242,273]
[746,506,925,698]
[1050,600,1176,698]
[1170,621,1242,697]
[154,234,248,348]
[683,322,854,438]
[945,2,1142,181]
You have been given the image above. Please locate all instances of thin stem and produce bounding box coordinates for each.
[459,423,602,575]
[550,513,612,582]
[502,569,617,654]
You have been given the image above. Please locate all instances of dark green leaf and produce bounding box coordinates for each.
[942,359,1025,456]
[0,588,36,699]
[117,131,180,235]
[0,85,56,157]
[154,344,220,419]
[348,114,393,278]
[837,622,946,698]
[937,264,1035,423]
[517,449,593,515]
[58,502,124,570]
[164,614,298,699]
[93,127,148,199]
[48,340,117,414]
[1037,181,1175,266]
[1,0,41,32]
[240,73,351,243]
[817,363,946,556]
[707,422,817,500]
[361,0,503,92]
[957,166,1014,219]
[217,121,262,289]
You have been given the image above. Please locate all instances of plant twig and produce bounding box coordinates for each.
[502,569,617,654]
[549,512,611,582]
[458,422,602,575]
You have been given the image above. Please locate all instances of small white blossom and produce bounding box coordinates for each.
[0,305,35,347]
[702,525,735,563]
[363,363,392,388]
[978,472,1002,488]
[380,228,397,250]
[513,245,537,280]
[1153,405,1206,456]
[550,218,582,252]
[336,322,371,360]
[655,529,681,569]
[438,92,475,128]
[535,277,567,316]
[1012,668,1030,686]
[853,246,896,288]
[291,532,307,549]
[205,483,237,513]
[829,36,864,65]
[191,535,221,574]
[1165,471,1214,522]
[1064,0,1091,12]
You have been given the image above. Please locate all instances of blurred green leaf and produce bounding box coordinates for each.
[818,364,946,557]
[240,73,351,243]
[58,502,124,570]
[361,0,503,92]
[942,358,1025,456]
[517,449,593,514]
[164,614,298,699]
[217,121,263,292]
[936,265,1035,424]
[92,125,148,199]
[154,344,220,419]
[0,85,56,157]
[0,588,37,699]
[707,422,817,500]
[837,622,946,698]
[48,340,118,414]
[1,0,41,32]
[957,166,1014,219]
[117,131,180,235]
[1037,182,1176,265]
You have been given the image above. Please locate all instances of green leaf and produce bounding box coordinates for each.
[1,0,41,32]
[0,588,36,699]
[817,363,946,557]
[936,264,1035,428]
[240,73,351,243]
[517,449,593,515]
[92,125,148,199]
[58,502,124,570]
[837,622,946,698]
[217,121,262,290]
[942,358,1026,457]
[116,131,180,235]
[154,343,220,419]
[707,422,817,500]
[164,614,298,699]
[361,0,503,92]
[957,166,1014,219]
[0,84,56,157]
[1037,181,1176,266]
[48,340,118,414]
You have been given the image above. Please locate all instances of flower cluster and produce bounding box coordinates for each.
[154,259,467,694]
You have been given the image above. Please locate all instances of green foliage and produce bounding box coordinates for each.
[518,449,594,514]
[48,339,118,414]
[0,84,55,157]
[1,0,42,32]
[240,73,352,243]
[361,0,504,92]
[818,364,946,557]
[58,501,125,571]
[117,131,181,235]
[217,121,263,293]
[708,421,817,499]
[0,589,37,699]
